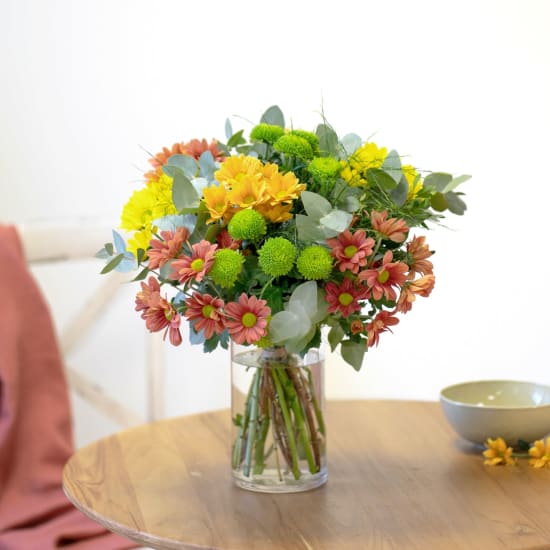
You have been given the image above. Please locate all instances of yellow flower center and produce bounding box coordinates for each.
[377,269,390,284]
[202,304,215,318]
[344,245,358,258]
[244,195,255,204]
[242,312,257,328]
[191,258,205,271]
[164,309,173,321]
[338,292,354,306]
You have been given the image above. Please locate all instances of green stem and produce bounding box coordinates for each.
[271,368,301,480]
[306,368,326,436]
[243,371,261,477]
[279,368,317,475]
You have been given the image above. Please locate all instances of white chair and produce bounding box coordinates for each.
[17,221,165,430]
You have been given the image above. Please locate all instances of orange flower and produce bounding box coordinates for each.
[134,277,182,346]
[327,229,375,274]
[224,294,270,345]
[145,139,224,181]
[395,275,436,314]
[370,210,409,243]
[407,235,434,278]
[325,278,367,318]
[184,292,226,340]
[148,227,189,270]
[170,240,217,284]
[350,319,365,335]
[365,311,399,348]
[358,251,408,302]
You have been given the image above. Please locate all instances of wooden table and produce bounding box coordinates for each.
[62,401,550,550]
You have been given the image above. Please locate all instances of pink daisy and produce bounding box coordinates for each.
[366,310,399,348]
[358,250,408,302]
[224,293,271,345]
[170,240,217,284]
[148,227,189,270]
[327,229,375,273]
[184,292,226,340]
[134,277,182,346]
[325,278,367,318]
[370,210,409,243]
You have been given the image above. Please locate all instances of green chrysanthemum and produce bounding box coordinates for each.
[258,237,297,277]
[274,134,314,161]
[209,249,245,288]
[296,245,333,280]
[307,157,342,182]
[289,129,320,155]
[227,209,267,242]
[250,123,285,144]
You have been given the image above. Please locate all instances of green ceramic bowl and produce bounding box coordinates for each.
[440,380,550,445]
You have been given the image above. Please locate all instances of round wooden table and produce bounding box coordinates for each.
[63,401,550,550]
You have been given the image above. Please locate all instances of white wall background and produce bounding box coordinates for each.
[1,0,549,447]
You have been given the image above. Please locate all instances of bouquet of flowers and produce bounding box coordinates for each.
[98,105,468,489]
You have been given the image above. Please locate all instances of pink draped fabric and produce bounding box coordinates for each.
[0,226,136,549]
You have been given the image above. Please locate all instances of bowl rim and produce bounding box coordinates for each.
[439,379,550,410]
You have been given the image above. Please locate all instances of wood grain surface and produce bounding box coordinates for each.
[62,401,550,550]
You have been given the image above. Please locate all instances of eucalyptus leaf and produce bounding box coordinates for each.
[105,242,114,256]
[112,230,127,253]
[341,340,366,371]
[328,323,345,352]
[225,118,233,141]
[136,248,146,264]
[199,151,217,182]
[319,209,352,233]
[340,194,361,213]
[390,175,409,207]
[442,174,471,194]
[445,191,467,215]
[288,281,318,320]
[165,154,198,178]
[260,105,285,128]
[340,133,362,156]
[382,150,403,184]
[269,310,304,343]
[190,204,210,243]
[160,259,176,280]
[100,253,124,274]
[132,267,149,282]
[366,168,397,191]
[301,191,332,219]
[172,171,200,212]
[227,129,246,148]
[424,172,453,192]
[296,214,329,242]
[316,123,339,156]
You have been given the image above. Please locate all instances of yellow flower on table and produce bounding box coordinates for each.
[483,437,517,466]
[529,438,550,469]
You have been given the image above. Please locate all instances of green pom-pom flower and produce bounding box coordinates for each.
[258,237,297,277]
[209,249,245,288]
[228,209,267,242]
[296,245,333,280]
[250,123,285,144]
[274,134,314,161]
[308,157,342,181]
[289,129,320,155]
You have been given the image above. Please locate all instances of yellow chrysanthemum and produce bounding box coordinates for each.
[256,202,293,223]
[264,170,306,205]
[482,437,517,466]
[203,184,230,222]
[402,164,423,200]
[529,438,550,469]
[215,155,263,185]
[127,227,154,257]
[341,142,388,187]
[120,174,176,256]
[227,174,267,209]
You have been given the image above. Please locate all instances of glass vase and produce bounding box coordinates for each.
[231,341,327,493]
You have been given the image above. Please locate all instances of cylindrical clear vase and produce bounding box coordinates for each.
[231,342,327,493]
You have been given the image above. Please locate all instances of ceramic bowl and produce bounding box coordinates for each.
[439,380,550,445]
